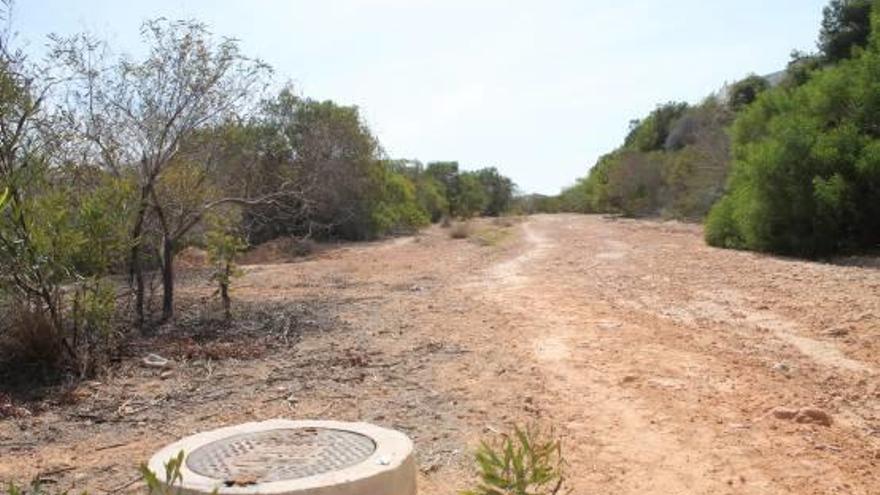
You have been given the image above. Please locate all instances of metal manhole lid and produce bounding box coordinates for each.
[186,427,377,483]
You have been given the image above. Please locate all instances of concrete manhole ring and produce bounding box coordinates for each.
[147,419,416,495]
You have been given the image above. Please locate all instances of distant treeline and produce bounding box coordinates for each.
[538,0,880,258]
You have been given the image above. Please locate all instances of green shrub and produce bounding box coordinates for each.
[707,5,880,256]
[463,424,566,495]
[705,196,744,249]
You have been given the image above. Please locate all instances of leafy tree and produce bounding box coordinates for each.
[205,215,247,321]
[56,18,272,324]
[456,172,489,218]
[369,167,430,234]
[624,102,689,152]
[425,161,461,216]
[784,50,825,87]
[475,167,515,216]
[250,90,385,240]
[819,0,873,63]
[0,11,133,374]
[728,75,770,111]
[707,2,880,256]
[414,175,448,222]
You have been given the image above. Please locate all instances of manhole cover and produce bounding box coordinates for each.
[147,420,416,495]
[186,428,376,482]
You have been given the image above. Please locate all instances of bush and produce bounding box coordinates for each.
[288,238,316,257]
[707,7,880,256]
[1,305,64,371]
[463,424,566,495]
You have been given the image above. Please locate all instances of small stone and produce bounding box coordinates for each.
[795,408,833,427]
[772,362,791,374]
[621,375,638,384]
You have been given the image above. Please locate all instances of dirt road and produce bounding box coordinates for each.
[2,214,879,494]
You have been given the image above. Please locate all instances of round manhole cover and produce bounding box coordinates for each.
[186,428,377,482]
[148,420,415,495]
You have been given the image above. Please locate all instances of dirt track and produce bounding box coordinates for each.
[2,214,879,494]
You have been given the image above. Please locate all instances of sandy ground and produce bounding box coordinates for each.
[1,214,879,494]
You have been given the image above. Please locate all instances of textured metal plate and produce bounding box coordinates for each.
[186,427,377,482]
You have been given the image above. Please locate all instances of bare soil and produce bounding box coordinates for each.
[1,214,879,494]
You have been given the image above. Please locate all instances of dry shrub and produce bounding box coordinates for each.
[288,238,316,257]
[1,305,64,371]
[450,222,471,239]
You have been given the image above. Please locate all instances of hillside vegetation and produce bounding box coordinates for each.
[545,0,880,258]
[0,12,515,375]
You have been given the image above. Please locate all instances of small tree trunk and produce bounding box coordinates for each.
[161,235,174,322]
[130,193,148,332]
[220,281,230,320]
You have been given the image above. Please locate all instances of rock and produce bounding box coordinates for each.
[795,408,833,427]
[772,362,792,374]
[142,354,170,369]
[771,407,799,420]
[621,375,639,384]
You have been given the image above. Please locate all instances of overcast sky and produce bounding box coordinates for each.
[15,1,827,194]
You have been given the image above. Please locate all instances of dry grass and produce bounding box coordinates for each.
[471,227,511,247]
[491,216,521,228]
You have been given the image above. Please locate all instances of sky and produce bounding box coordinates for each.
[14,1,828,194]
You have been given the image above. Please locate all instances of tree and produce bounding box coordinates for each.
[624,102,689,152]
[707,2,880,256]
[248,89,386,240]
[56,19,272,324]
[456,172,489,218]
[727,75,770,112]
[205,215,247,320]
[0,10,132,372]
[425,161,461,217]
[475,167,515,216]
[819,0,873,63]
